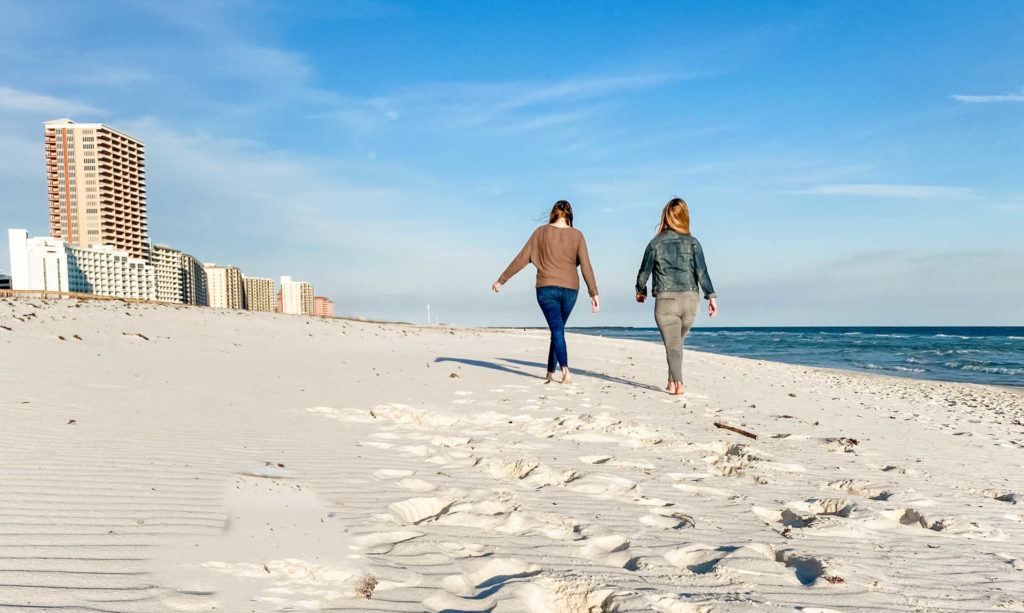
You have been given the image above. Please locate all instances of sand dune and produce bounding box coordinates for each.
[1,298,1022,611]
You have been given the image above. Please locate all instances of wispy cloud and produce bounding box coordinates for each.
[787,183,976,199]
[951,89,1024,103]
[319,72,681,133]
[490,74,678,114]
[0,85,103,116]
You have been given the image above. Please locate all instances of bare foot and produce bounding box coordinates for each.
[544,372,554,384]
[666,380,675,393]
[672,382,685,396]
[561,368,572,384]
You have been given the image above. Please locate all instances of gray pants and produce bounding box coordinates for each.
[654,291,699,383]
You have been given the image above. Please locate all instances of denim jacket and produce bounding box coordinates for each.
[635,231,716,298]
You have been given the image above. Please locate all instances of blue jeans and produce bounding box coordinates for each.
[536,286,579,372]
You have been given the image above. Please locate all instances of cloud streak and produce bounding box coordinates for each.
[787,183,976,199]
[0,85,103,116]
[322,72,681,133]
[951,89,1024,103]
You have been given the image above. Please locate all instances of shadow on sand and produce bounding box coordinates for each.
[433,357,664,393]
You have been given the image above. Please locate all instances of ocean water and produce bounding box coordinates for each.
[570,327,1024,388]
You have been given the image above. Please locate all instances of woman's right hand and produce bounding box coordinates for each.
[708,296,718,318]
[491,281,502,293]
[635,292,646,303]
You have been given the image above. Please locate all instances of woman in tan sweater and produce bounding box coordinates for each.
[492,201,600,384]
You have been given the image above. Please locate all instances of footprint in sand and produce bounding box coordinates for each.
[435,495,584,541]
[876,507,959,532]
[566,473,636,496]
[664,543,831,586]
[672,482,737,499]
[752,498,855,528]
[388,495,457,524]
[516,575,622,613]
[397,477,438,492]
[577,534,632,567]
[422,558,540,612]
[640,507,696,530]
[828,479,894,501]
[441,558,541,596]
[476,456,580,489]
[645,594,719,612]
[353,530,423,554]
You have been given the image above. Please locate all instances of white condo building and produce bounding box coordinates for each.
[181,253,208,306]
[151,244,184,303]
[149,244,208,305]
[8,229,156,299]
[8,230,68,292]
[279,275,314,316]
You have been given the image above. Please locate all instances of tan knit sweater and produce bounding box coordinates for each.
[498,225,599,297]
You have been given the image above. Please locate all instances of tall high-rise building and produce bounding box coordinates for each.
[204,264,245,309]
[44,119,149,261]
[313,296,335,318]
[243,276,275,312]
[280,276,314,315]
[181,253,208,306]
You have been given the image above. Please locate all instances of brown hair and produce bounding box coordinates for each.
[658,197,690,235]
[549,200,574,227]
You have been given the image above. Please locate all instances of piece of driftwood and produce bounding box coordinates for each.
[714,422,758,440]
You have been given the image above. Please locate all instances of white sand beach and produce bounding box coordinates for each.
[1,298,1022,612]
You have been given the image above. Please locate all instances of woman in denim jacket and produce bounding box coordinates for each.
[635,198,718,395]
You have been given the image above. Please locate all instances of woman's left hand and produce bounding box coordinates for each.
[591,295,601,313]
[708,297,718,318]
[491,281,502,293]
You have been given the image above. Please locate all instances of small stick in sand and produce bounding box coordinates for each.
[714,422,758,440]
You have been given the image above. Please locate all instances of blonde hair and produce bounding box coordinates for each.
[549,200,574,226]
[658,197,691,234]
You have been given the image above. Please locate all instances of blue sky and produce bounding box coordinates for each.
[1,1,1022,326]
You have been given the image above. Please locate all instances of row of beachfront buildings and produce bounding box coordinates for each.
[3,118,334,318]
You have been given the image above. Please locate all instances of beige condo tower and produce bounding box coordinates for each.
[44,119,149,261]
[242,276,275,313]
[204,264,245,310]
